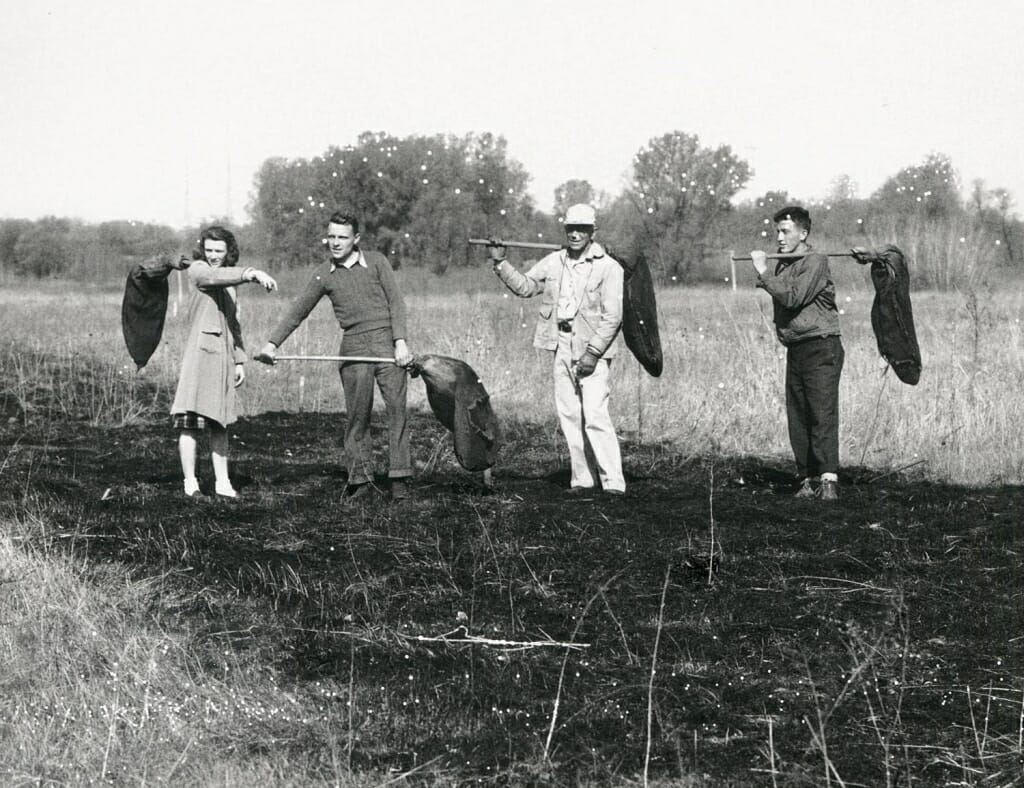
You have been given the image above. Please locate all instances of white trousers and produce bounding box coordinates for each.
[553,332,625,492]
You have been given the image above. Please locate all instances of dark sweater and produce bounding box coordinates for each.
[269,250,408,347]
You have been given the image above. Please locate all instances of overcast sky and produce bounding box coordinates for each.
[2,0,1021,227]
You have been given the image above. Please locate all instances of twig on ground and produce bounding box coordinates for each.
[707,462,716,586]
[380,754,447,785]
[472,503,505,584]
[402,625,589,651]
[600,589,639,666]
[868,458,928,483]
[644,566,671,788]
[347,639,355,772]
[544,576,617,761]
[794,576,894,594]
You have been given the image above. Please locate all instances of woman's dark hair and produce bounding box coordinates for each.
[193,225,240,266]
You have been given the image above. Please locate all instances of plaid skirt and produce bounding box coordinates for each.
[172,411,222,431]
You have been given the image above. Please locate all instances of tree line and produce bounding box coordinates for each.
[1,132,1020,289]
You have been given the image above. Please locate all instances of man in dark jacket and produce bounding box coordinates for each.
[749,206,843,501]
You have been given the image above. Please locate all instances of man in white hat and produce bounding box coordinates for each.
[487,204,626,495]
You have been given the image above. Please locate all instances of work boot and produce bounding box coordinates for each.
[344,482,372,500]
[390,479,410,501]
[819,479,839,502]
[794,478,817,498]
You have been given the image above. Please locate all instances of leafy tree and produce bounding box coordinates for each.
[969,179,1021,265]
[0,219,32,277]
[553,179,596,218]
[827,174,859,204]
[625,131,752,282]
[12,217,75,277]
[248,157,321,265]
[871,152,961,220]
[248,132,535,270]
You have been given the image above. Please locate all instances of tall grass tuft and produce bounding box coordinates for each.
[0,529,388,786]
[865,214,1001,291]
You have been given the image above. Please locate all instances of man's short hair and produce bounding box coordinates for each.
[773,205,811,232]
[327,211,360,235]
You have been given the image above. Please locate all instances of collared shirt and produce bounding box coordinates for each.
[556,248,598,320]
[330,250,368,273]
[492,241,623,358]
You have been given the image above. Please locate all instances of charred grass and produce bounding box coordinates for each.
[1,371,1022,786]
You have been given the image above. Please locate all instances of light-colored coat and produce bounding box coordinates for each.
[170,261,249,426]
[493,242,623,359]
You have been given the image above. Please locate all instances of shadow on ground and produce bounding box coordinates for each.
[1,407,1022,785]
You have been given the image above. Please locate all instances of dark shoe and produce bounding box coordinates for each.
[344,483,372,500]
[390,479,410,501]
[820,480,839,502]
[603,489,625,497]
[566,486,595,496]
[794,478,817,498]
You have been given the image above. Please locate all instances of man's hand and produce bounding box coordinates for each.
[487,237,507,264]
[234,363,245,387]
[254,342,278,365]
[750,250,768,275]
[575,350,600,379]
[850,246,874,265]
[394,339,414,368]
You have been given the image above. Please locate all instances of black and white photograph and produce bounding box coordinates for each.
[1,1,1021,784]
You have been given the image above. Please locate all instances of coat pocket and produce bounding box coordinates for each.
[199,329,222,354]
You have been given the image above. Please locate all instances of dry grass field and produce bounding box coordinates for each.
[4,261,1023,484]
[0,265,1022,785]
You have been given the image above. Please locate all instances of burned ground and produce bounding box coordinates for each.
[1,401,1021,786]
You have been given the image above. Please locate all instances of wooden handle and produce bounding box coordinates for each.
[468,238,563,251]
[729,251,856,262]
[272,355,395,363]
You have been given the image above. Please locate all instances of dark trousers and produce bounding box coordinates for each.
[785,335,844,478]
[338,329,411,485]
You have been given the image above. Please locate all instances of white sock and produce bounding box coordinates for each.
[820,472,838,483]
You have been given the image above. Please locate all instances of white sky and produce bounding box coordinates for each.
[1,0,1021,227]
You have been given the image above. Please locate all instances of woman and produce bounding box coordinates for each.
[170,226,276,497]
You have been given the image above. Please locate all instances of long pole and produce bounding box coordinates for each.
[468,238,562,251]
[272,355,395,363]
[729,251,856,263]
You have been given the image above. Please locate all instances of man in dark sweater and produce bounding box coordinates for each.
[257,212,414,501]
[749,206,844,502]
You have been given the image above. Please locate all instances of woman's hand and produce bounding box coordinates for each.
[248,269,278,291]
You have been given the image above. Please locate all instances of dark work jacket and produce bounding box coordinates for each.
[757,248,840,346]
